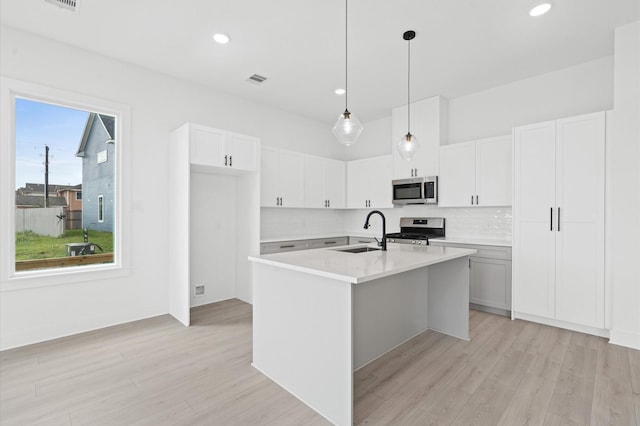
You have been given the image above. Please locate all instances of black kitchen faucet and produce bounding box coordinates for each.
[363,210,387,251]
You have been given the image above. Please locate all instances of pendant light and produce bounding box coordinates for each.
[332,0,363,146]
[397,30,420,161]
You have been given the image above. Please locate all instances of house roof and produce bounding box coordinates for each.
[17,183,81,195]
[16,194,68,208]
[76,113,115,157]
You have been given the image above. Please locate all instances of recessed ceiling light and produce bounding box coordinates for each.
[529,3,551,17]
[335,88,346,95]
[213,33,230,44]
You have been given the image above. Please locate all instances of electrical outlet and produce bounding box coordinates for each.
[194,285,205,296]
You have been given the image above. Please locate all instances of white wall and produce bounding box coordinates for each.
[447,56,614,143]
[0,26,338,350]
[343,116,392,161]
[610,21,640,350]
[190,172,236,307]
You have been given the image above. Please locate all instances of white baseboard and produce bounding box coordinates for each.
[609,328,640,350]
[514,312,610,338]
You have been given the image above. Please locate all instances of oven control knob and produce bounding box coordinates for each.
[412,240,416,245]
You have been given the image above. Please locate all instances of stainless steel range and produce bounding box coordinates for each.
[386,217,445,246]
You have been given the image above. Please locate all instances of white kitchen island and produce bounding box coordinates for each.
[248,243,476,426]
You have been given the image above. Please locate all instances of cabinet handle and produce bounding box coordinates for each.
[324,241,336,245]
[280,245,295,249]
[414,168,418,176]
[280,197,283,206]
[328,200,330,208]
[229,155,232,167]
[476,195,479,205]
[224,155,228,166]
[469,258,471,268]
[550,207,553,231]
[557,207,561,232]
[471,195,474,205]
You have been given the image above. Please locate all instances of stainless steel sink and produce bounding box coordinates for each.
[333,246,381,253]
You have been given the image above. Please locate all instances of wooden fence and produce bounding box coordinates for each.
[15,207,64,237]
[15,253,114,272]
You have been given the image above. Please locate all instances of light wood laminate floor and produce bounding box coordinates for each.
[1,299,639,425]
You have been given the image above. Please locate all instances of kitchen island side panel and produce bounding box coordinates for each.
[251,262,353,426]
[427,256,470,340]
[353,266,430,370]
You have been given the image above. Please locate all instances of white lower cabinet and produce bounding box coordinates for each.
[513,111,606,333]
[260,237,348,254]
[347,155,393,209]
[430,241,512,315]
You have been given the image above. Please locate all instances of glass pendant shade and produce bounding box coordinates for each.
[397,132,420,160]
[333,109,364,146]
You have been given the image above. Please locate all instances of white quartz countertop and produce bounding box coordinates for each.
[430,237,512,247]
[249,243,477,284]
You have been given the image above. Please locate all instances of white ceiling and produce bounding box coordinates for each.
[1,0,638,125]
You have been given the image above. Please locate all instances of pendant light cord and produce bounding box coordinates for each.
[345,0,348,111]
[407,35,411,134]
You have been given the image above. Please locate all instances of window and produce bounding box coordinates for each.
[98,195,104,223]
[1,77,131,286]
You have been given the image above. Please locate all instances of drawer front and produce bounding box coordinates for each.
[307,237,348,249]
[260,240,309,254]
[429,241,511,260]
[348,236,377,245]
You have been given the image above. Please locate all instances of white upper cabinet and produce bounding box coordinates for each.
[261,147,304,207]
[324,158,346,209]
[438,135,512,207]
[438,141,476,207]
[392,96,447,179]
[513,111,606,330]
[189,124,258,172]
[228,132,259,171]
[304,156,346,209]
[347,155,393,209]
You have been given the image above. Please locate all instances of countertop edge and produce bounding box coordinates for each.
[249,247,477,284]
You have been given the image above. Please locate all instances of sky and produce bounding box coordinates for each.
[15,98,90,189]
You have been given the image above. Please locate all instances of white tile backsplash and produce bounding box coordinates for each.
[261,205,512,241]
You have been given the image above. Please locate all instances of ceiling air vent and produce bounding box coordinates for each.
[247,74,267,85]
[45,0,79,13]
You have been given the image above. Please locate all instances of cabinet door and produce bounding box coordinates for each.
[368,156,393,208]
[470,257,512,311]
[412,97,441,177]
[304,155,326,208]
[278,150,305,207]
[475,135,512,206]
[228,132,258,171]
[347,158,370,208]
[391,104,415,179]
[325,159,346,209]
[438,141,476,207]
[260,147,279,207]
[554,112,605,328]
[190,126,226,167]
[513,121,556,318]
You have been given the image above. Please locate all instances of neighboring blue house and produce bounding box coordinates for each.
[76,113,115,232]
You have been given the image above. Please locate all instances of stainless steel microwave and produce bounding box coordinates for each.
[392,176,438,205]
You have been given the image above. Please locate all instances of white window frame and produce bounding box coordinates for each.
[75,191,82,200]
[0,77,131,291]
[98,195,104,223]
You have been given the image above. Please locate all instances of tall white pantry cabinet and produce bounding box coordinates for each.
[513,111,606,334]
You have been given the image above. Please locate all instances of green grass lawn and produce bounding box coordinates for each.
[15,229,114,261]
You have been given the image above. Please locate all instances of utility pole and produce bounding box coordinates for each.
[44,145,49,208]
